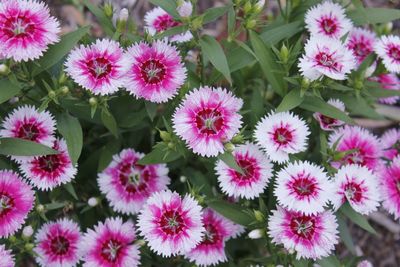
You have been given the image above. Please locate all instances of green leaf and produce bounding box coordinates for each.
[83,0,114,35]
[249,31,284,96]
[0,79,21,104]
[348,8,400,25]
[337,215,356,255]
[276,89,303,112]
[98,140,121,172]
[293,259,310,267]
[101,110,118,137]
[300,96,353,124]
[200,35,232,84]
[206,199,253,226]
[0,138,58,156]
[339,202,377,234]
[218,152,244,175]
[118,110,148,128]
[149,0,179,19]
[260,21,303,45]
[340,95,383,120]
[316,255,341,267]
[155,25,188,39]
[45,202,66,210]
[145,102,158,121]
[57,113,83,164]
[137,143,181,165]
[64,183,78,200]
[203,4,232,24]
[32,26,90,76]
[366,87,400,98]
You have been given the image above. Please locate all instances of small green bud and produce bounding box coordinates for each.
[280,44,289,63]
[36,204,45,213]
[383,22,393,34]
[354,79,363,90]
[253,0,265,13]
[116,8,129,32]
[59,86,69,95]
[48,90,56,99]
[103,3,113,18]
[243,1,252,14]
[231,134,244,144]
[254,210,265,222]
[224,142,235,153]
[8,236,17,243]
[191,16,203,31]
[89,97,97,106]
[332,151,347,161]
[179,175,187,183]
[0,64,10,75]
[245,19,257,29]
[25,243,34,251]
[159,130,172,142]
[167,142,175,149]
[58,72,67,84]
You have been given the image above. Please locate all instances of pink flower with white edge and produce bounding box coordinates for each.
[328,126,382,171]
[144,7,192,43]
[177,0,193,17]
[381,128,400,161]
[370,73,400,105]
[299,35,356,81]
[0,245,14,267]
[313,99,346,131]
[81,217,140,267]
[137,190,204,257]
[254,111,310,163]
[98,148,170,215]
[380,157,400,220]
[346,28,376,66]
[185,208,239,266]
[305,1,352,39]
[357,260,373,267]
[0,105,56,162]
[274,161,333,215]
[0,0,60,62]
[34,218,82,267]
[65,39,129,95]
[331,164,380,215]
[124,41,186,103]
[173,87,243,157]
[0,170,34,237]
[375,35,400,73]
[19,138,77,191]
[215,142,273,199]
[268,206,338,260]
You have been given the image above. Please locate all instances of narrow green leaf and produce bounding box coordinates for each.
[0,138,58,156]
[155,25,188,39]
[206,199,253,226]
[57,113,83,164]
[118,110,148,128]
[98,140,121,172]
[366,87,400,98]
[300,96,353,123]
[137,143,181,165]
[45,202,66,210]
[218,152,244,175]
[83,0,114,35]
[260,21,302,45]
[64,183,78,200]
[348,8,400,25]
[293,259,310,267]
[203,4,232,24]
[101,110,118,137]
[337,215,356,255]
[339,202,377,234]
[149,0,179,19]
[200,35,232,84]
[32,26,90,76]
[145,102,158,121]
[227,6,236,33]
[316,255,341,267]
[276,89,303,112]
[0,79,21,104]
[340,95,383,119]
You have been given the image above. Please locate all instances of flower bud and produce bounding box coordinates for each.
[248,229,264,239]
[167,142,175,149]
[59,86,69,95]
[159,130,172,142]
[36,204,45,213]
[25,243,34,251]
[254,0,265,13]
[245,19,257,29]
[8,236,17,243]
[243,1,252,14]
[88,197,98,207]
[22,225,34,238]
[117,8,129,32]
[8,97,19,104]
[280,43,289,64]
[59,72,67,84]
[254,210,265,222]
[0,64,10,75]
[135,239,146,246]
[177,0,193,18]
[179,175,187,183]
[383,22,393,34]
[48,90,56,99]
[224,142,235,153]
[89,97,97,106]
[191,16,203,31]
[231,134,244,144]
[103,2,114,18]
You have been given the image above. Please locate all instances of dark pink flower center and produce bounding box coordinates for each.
[202,224,221,245]
[315,52,341,71]
[388,46,400,63]
[0,193,14,218]
[50,235,70,256]
[17,123,40,141]
[234,158,256,180]
[273,127,293,145]
[140,59,166,84]
[353,43,370,58]
[87,57,112,79]
[290,174,317,197]
[290,215,315,239]
[38,154,62,172]
[101,239,122,263]
[118,163,150,194]
[344,182,363,202]
[195,108,224,135]
[3,15,35,39]
[159,209,184,235]
[343,150,366,166]
[153,14,179,32]
[319,17,337,35]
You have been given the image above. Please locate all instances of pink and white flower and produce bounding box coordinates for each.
[299,35,356,81]
[65,39,128,95]
[173,87,243,157]
[124,41,186,103]
[370,73,400,105]
[381,128,400,161]
[0,0,60,62]
[0,170,34,237]
[34,218,82,267]
[215,142,273,199]
[331,164,380,215]
[254,111,310,163]
[268,206,338,260]
[137,190,204,257]
[185,208,239,266]
[274,161,333,215]
[19,138,77,191]
[357,260,373,267]
[144,7,192,43]
[0,245,14,267]
[375,35,400,73]
[305,1,352,39]
[346,28,376,65]
[313,99,346,131]
[98,148,170,215]
[80,217,140,267]
[329,126,382,171]
[380,157,400,220]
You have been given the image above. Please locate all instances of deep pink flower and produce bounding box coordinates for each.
[0,0,60,62]
[124,41,186,103]
[268,206,338,260]
[0,245,14,267]
[98,148,170,215]
[380,157,400,220]
[375,35,400,73]
[370,73,400,105]
[34,218,82,267]
[0,170,34,237]
[81,217,140,267]
[381,128,400,161]
[313,99,346,131]
[346,28,376,65]
[137,190,204,257]
[173,87,243,157]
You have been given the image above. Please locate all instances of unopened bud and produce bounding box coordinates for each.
[180,175,187,183]
[191,16,203,31]
[89,97,97,106]
[243,1,252,14]
[59,86,69,95]
[354,79,363,90]
[254,0,265,13]
[177,0,193,17]
[332,151,347,161]
[280,44,289,63]
[8,236,17,243]
[254,210,265,222]
[88,197,98,207]
[301,77,310,89]
[224,142,235,153]
[384,22,393,34]
[22,225,34,238]
[59,72,67,84]
[48,90,56,99]
[36,204,45,213]
[117,8,129,32]
[0,64,9,75]
[248,229,264,239]
[24,243,34,251]
[159,130,171,142]
[231,134,244,144]
[8,97,19,104]
[103,3,113,18]
[167,142,175,149]
[245,19,257,29]
[135,239,146,246]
